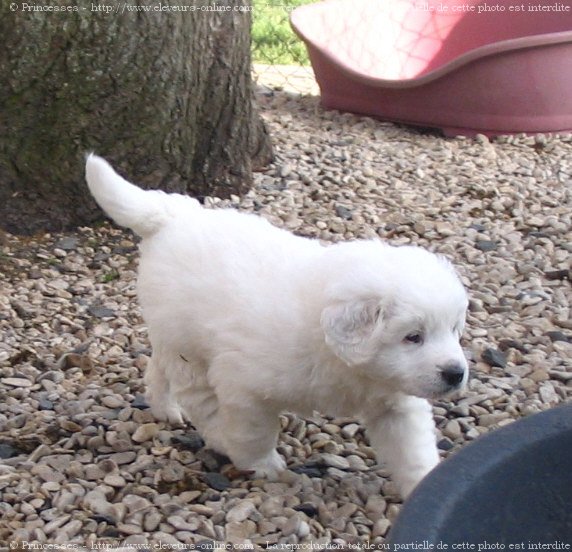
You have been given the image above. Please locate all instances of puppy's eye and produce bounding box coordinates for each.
[404,332,424,345]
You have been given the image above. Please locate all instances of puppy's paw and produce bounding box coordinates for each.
[147,394,185,425]
[394,461,439,498]
[250,450,287,481]
[155,406,185,425]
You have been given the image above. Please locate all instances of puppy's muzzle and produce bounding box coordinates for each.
[439,362,466,389]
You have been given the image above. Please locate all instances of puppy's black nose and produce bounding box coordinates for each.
[440,363,465,387]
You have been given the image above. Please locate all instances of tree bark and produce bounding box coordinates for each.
[0,0,272,234]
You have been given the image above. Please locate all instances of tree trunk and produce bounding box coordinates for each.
[0,0,272,235]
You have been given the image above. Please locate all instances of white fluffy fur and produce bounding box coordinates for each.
[86,155,469,497]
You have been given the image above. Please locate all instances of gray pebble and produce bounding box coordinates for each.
[475,240,498,252]
[108,451,137,465]
[321,453,350,470]
[167,514,200,532]
[259,496,285,518]
[132,422,159,443]
[225,519,256,543]
[341,423,361,439]
[482,348,507,368]
[226,500,257,523]
[203,472,232,491]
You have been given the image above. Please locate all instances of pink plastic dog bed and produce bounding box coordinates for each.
[290,0,572,136]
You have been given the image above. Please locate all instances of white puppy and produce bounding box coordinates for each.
[86,155,469,497]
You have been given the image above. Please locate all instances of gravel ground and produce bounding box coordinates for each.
[1,88,571,549]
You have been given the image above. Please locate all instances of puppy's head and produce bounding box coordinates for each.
[320,246,469,399]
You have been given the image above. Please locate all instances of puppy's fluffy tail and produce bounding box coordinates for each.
[85,154,169,237]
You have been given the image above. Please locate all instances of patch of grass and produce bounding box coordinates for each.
[101,270,120,283]
[252,0,314,66]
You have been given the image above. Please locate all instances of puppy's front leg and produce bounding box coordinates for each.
[365,395,439,498]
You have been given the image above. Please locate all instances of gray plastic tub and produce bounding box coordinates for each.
[389,402,572,544]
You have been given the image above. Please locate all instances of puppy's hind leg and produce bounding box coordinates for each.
[365,395,439,498]
[144,349,186,425]
[164,362,284,480]
[210,401,286,480]
[187,353,286,479]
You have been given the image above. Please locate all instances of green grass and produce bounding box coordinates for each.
[251,0,314,66]
[101,270,120,283]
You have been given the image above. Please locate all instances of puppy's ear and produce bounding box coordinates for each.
[321,299,383,365]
